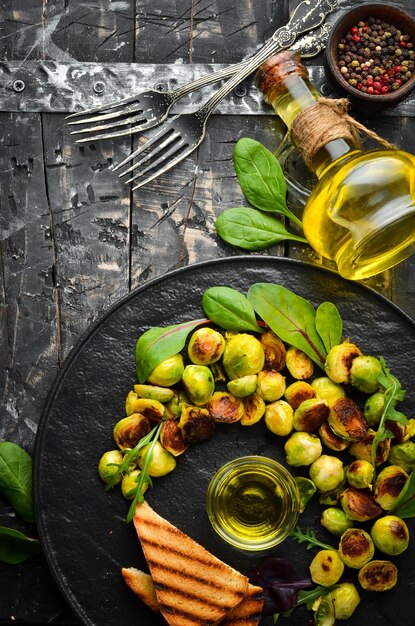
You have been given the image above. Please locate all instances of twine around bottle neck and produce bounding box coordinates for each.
[289,97,397,171]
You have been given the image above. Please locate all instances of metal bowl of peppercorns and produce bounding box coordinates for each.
[326,3,415,103]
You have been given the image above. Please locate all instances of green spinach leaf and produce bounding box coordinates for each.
[215,207,307,251]
[233,138,302,228]
[0,442,34,523]
[202,286,262,333]
[315,302,343,352]
[135,319,208,384]
[247,283,327,366]
[0,526,41,564]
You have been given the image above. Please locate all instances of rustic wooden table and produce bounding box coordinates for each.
[1,0,414,623]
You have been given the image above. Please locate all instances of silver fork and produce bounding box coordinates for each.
[114,1,338,190]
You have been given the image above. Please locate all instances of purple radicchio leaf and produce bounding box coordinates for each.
[249,557,313,615]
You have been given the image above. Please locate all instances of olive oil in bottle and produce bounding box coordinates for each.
[256,52,415,280]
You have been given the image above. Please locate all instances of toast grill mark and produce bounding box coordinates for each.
[149,575,239,606]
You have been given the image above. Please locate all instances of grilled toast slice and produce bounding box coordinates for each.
[122,567,263,626]
[133,501,249,626]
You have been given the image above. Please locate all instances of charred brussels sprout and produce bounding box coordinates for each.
[127,398,165,423]
[147,354,184,386]
[121,469,149,500]
[256,370,286,402]
[349,429,390,466]
[328,397,368,442]
[358,560,398,592]
[324,341,362,384]
[318,421,350,452]
[346,460,375,490]
[340,487,382,522]
[264,400,293,436]
[178,404,215,442]
[222,333,265,380]
[284,381,316,410]
[320,507,353,536]
[311,377,346,407]
[113,414,151,450]
[164,390,187,419]
[181,365,214,406]
[374,465,409,510]
[241,393,265,426]
[309,549,344,586]
[370,515,409,555]
[227,375,257,398]
[260,331,286,371]
[285,432,322,467]
[388,441,415,472]
[138,441,176,477]
[328,583,360,620]
[207,391,244,423]
[285,346,314,380]
[125,390,139,416]
[98,450,124,484]
[338,528,375,569]
[187,327,225,365]
[133,384,175,403]
[364,392,385,428]
[160,418,189,456]
[293,398,329,432]
[309,455,344,492]
[350,355,382,394]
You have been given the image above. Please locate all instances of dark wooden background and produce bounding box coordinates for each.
[1,0,414,623]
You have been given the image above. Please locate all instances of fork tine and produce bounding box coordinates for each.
[112,121,177,172]
[130,147,195,191]
[68,103,144,127]
[66,94,139,120]
[72,116,162,143]
[70,111,147,136]
[124,139,188,185]
[121,132,183,178]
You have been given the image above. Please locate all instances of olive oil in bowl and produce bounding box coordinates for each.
[206,456,300,551]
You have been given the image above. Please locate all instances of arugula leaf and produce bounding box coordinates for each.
[135,319,208,384]
[0,442,34,523]
[247,283,327,367]
[290,526,334,551]
[126,423,162,523]
[233,138,302,228]
[275,586,338,622]
[215,207,307,251]
[315,302,342,353]
[0,527,41,564]
[202,286,262,333]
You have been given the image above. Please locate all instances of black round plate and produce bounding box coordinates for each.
[34,257,415,626]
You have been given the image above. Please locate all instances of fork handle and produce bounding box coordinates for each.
[197,0,338,117]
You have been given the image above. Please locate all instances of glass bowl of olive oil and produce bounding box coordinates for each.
[206,456,300,551]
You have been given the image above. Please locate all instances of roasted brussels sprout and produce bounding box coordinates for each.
[222,333,265,380]
[147,354,185,386]
[358,560,398,592]
[241,393,265,426]
[364,392,385,428]
[324,340,362,384]
[127,398,165,423]
[260,331,286,371]
[319,480,346,507]
[385,419,406,444]
[338,528,375,569]
[309,455,344,492]
[295,476,317,513]
[403,418,415,441]
[328,583,360,620]
[349,429,390,466]
[328,397,368,442]
[187,327,225,365]
[285,432,322,467]
[370,515,409,555]
[320,507,353,536]
[178,404,215,442]
[133,384,175,403]
[346,460,375,490]
[340,487,382,522]
[207,391,244,423]
[285,346,314,380]
[311,376,346,407]
[313,594,335,626]
[256,370,286,402]
[309,549,344,586]
[113,414,151,450]
[160,418,189,456]
[350,355,383,394]
[227,375,257,398]
[138,441,176,477]
[388,441,415,472]
[373,465,409,510]
[98,450,124,484]
[284,381,316,410]
[318,421,350,452]
[121,469,149,500]
[181,365,215,406]
[264,400,293,436]
[164,389,187,419]
[293,398,329,432]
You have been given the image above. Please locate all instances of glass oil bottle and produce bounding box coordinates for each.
[256,51,415,280]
